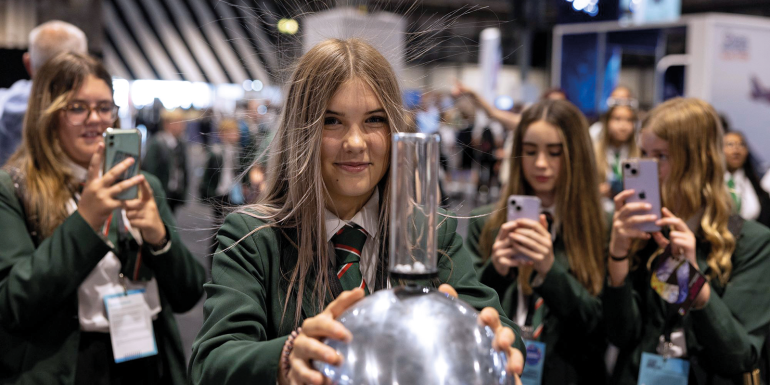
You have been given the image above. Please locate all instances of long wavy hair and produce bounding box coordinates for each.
[6,52,114,239]
[640,98,735,285]
[478,100,606,296]
[234,39,408,326]
[595,104,640,182]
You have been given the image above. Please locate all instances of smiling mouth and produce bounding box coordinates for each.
[81,131,102,138]
[335,162,372,173]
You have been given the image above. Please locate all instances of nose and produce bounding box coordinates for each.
[85,107,102,125]
[535,150,548,168]
[343,124,366,153]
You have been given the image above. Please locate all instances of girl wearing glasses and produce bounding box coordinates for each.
[0,52,205,384]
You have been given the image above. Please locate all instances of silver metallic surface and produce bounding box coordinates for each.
[314,285,512,385]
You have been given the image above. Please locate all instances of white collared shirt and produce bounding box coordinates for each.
[325,190,381,290]
[725,169,761,221]
[64,159,163,332]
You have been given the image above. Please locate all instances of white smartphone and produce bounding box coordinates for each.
[622,158,662,232]
[103,128,142,200]
[507,195,542,260]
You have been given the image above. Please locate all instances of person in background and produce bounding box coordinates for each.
[189,38,525,385]
[723,131,770,227]
[605,98,770,384]
[594,101,640,201]
[0,52,205,385]
[590,86,638,141]
[0,20,87,166]
[142,109,189,213]
[541,88,568,101]
[200,119,246,255]
[466,99,609,385]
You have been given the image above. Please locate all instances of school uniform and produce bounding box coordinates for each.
[0,167,206,385]
[466,204,609,385]
[188,190,525,385]
[725,169,770,227]
[142,132,188,212]
[604,216,770,385]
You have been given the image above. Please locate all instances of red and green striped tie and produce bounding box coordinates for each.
[332,222,370,295]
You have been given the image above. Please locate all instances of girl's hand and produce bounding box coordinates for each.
[609,189,657,258]
[510,216,554,275]
[650,208,709,307]
[607,189,657,286]
[439,284,523,385]
[491,221,525,276]
[286,289,364,385]
[123,179,166,246]
[78,142,145,231]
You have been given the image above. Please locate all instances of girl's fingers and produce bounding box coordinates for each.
[614,189,636,211]
[101,157,136,186]
[509,233,549,256]
[288,356,325,385]
[652,232,670,248]
[300,317,351,343]
[624,214,658,226]
[511,228,550,246]
[87,142,105,182]
[323,288,364,320]
[438,284,459,298]
[617,202,653,220]
[617,227,651,240]
[292,335,342,366]
[514,218,550,238]
[107,174,144,197]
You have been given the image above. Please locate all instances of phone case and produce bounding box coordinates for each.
[622,158,661,232]
[507,195,542,261]
[103,128,142,200]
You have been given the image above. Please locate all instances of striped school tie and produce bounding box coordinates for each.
[332,222,370,295]
[727,177,742,213]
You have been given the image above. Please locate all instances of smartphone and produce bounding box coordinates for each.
[622,158,661,232]
[103,128,142,200]
[507,195,542,260]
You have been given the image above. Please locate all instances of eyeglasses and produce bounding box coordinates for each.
[64,102,118,126]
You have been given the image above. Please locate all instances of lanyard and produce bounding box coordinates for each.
[101,211,144,288]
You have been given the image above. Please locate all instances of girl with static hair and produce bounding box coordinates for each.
[0,52,205,384]
[722,131,770,227]
[189,38,525,385]
[466,99,609,384]
[595,102,640,199]
[605,98,770,384]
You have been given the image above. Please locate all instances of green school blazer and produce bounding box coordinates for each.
[0,170,206,385]
[466,204,609,385]
[189,209,526,385]
[604,217,770,385]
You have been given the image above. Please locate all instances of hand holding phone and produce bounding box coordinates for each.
[507,195,542,261]
[622,159,661,233]
[103,128,142,200]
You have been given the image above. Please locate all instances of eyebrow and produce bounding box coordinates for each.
[522,142,563,148]
[70,99,113,104]
[325,108,386,116]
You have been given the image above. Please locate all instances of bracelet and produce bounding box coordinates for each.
[281,327,302,376]
[609,254,629,262]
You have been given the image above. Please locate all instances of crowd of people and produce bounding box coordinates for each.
[1,18,769,385]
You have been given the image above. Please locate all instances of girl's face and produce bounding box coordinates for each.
[640,129,671,183]
[723,132,748,172]
[57,74,114,168]
[321,78,390,210]
[607,106,635,145]
[521,120,563,201]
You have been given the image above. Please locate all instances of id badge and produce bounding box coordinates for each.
[638,352,689,385]
[520,340,546,385]
[104,289,158,363]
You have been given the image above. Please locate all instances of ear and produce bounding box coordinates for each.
[22,53,33,77]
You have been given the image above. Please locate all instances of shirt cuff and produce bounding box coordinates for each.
[149,240,172,255]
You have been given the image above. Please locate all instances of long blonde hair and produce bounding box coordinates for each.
[595,104,640,182]
[238,39,408,326]
[5,52,114,239]
[641,98,735,285]
[479,100,606,296]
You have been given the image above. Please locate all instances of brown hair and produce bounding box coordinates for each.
[478,100,606,296]
[234,39,408,326]
[595,105,640,182]
[6,52,114,239]
[641,98,735,285]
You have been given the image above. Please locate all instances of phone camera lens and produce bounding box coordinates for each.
[516,206,522,211]
[625,163,631,169]
[109,142,114,147]
[630,168,637,175]
[511,200,516,205]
